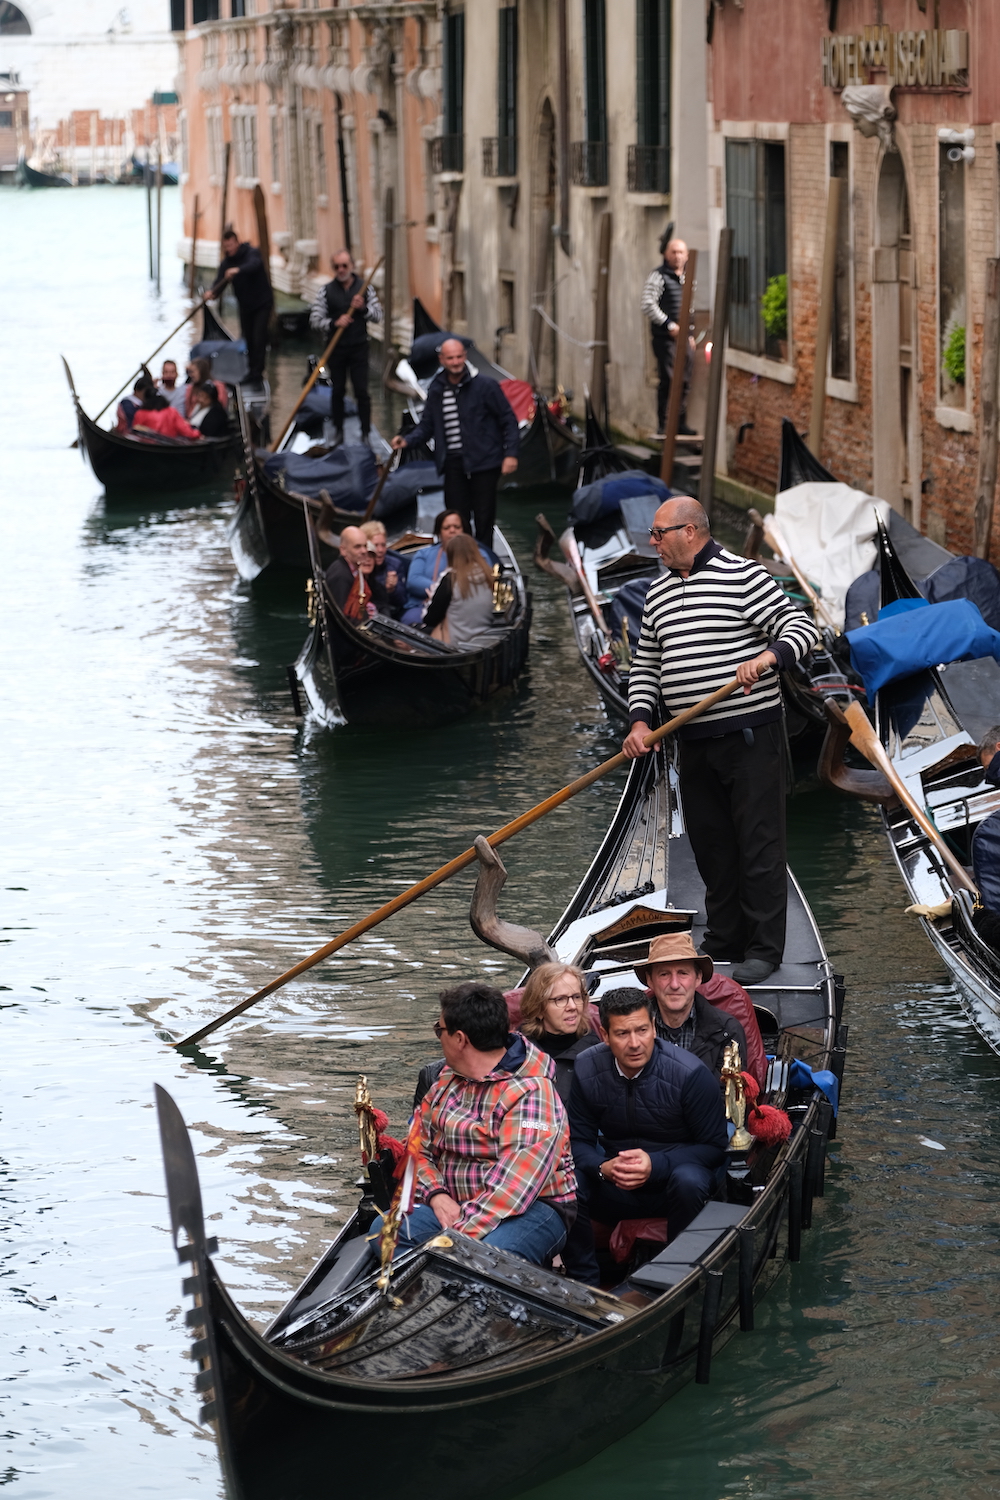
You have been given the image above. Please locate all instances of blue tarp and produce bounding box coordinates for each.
[570,471,670,526]
[296,388,357,423]
[261,445,378,509]
[925,555,1000,631]
[847,597,1000,695]
[787,1059,840,1115]
[375,460,442,518]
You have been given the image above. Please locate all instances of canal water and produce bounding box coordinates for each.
[2,187,999,1499]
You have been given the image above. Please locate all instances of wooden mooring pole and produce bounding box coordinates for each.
[974,257,1000,561]
[698,226,733,522]
[808,175,842,461]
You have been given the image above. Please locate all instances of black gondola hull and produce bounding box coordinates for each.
[76,403,238,495]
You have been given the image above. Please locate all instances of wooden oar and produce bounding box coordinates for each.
[361,447,399,524]
[840,700,976,893]
[270,258,384,454]
[750,508,840,635]
[93,295,212,423]
[559,527,609,636]
[174,675,745,1049]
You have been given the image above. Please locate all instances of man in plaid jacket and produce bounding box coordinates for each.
[398,982,576,1265]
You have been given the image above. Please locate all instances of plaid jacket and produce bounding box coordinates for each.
[415,1034,576,1238]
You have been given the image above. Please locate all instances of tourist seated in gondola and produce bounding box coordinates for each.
[634,932,748,1080]
[116,377,160,433]
[324,525,388,621]
[562,987,728,1285]
[183,357,228,418]
[420,533,499,650]
[157,359,187,412]
[187,381,231,438]
[401,511,493,625]
[361,519,408,619]
[131,392,203,442]
[373,982,575,1266]
[972,725,1000,950]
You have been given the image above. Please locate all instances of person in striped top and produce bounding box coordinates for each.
[623,498,819,985]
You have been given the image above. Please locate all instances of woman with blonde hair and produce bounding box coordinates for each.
[360,518,408,617]
[518,962,600,1104]
[421,531,499,649]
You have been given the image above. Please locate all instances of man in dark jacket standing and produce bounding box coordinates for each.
[634,932,747,1078]
[564,987,728,1285]
[641,237,696,437]
[208,227,274,384]
[390,338,519,545]
[309,250,383,444]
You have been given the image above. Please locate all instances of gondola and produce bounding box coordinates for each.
[819,519,1000,1049]
[289,506,531,727]
[389,300,582,490]
[17,158,71,187]
[63,357,239,497]
[157,744,844,1500]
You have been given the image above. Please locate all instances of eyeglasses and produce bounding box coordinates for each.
[333,261,352,269]
[648,523,690,541]
[432,1021,447,1038]
[547,993,583,1007]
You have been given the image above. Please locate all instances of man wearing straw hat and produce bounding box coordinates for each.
[634,932,747,1079]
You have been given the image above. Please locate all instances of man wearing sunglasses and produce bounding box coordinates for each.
[622,497,819,986]
[309,250,383,445]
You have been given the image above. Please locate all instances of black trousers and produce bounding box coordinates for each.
[329,343,371,435]
[241,303,272,382]
[678,720,787,967]
[652,331,693,431]
[443,455,501,545]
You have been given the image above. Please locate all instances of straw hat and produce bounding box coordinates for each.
[633,931,713,985]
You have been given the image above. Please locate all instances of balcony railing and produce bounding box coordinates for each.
[627,143,670,194]
[482,135,518,178]
[430,134,464,174]
[570,140,608,187]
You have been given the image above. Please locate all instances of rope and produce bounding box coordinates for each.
[530,303,605,350]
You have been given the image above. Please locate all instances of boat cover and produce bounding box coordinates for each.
[847,597,1000,694]
[407,331,474,380]
[500,379,536,425]
[261,445,378,508]
[923,555,1000,632]
[570,471,670,526]
[607,576,653,651]
[296,388,358,422]
[375,460,442,518]
[773,482,892,629]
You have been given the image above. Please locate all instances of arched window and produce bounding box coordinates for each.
[0,3,31,34]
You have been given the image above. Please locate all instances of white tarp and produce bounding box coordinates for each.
[773,482,893,630]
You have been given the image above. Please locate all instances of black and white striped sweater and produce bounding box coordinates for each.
[627,539,819,739]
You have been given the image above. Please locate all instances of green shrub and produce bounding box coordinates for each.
[943,324,966,385]
[761,274,788,340]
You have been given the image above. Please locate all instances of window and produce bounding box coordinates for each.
[437,9,464,171]
[939,142,966,409]
[206,108,223,183]
[830,141,852,382]
[231,106,258,185]
[572,0,607,186]
[231,0,246,14]
[0,111,12,128]
[499,275,515,335]
[629,0,670,193]
[315,122,327,201]
[726,138,787,358]
[192,0,219,22]
[496,5,517,175]
[169,0,186,32]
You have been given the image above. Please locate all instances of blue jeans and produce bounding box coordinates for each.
[370,1200,567,1266]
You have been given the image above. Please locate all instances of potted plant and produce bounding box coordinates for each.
[943,323,966,387]
[761,273,788,360]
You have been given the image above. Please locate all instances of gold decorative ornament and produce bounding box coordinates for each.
[721,1040,753,1151]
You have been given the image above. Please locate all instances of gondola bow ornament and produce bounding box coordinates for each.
[374,1109,427,1302]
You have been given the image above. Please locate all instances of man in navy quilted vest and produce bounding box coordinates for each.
[563,987,728,1286]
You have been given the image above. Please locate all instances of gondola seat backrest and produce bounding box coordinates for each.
[698,975,767,1087]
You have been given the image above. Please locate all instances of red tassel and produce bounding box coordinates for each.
[741,1071,760,1103]
[747,1103,792,1146]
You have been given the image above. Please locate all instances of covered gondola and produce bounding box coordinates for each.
[63,357,238,497]
[290,508,531,727]
[819,519,1000,1049]
[157,744,844,1500]
[389,300,581,490]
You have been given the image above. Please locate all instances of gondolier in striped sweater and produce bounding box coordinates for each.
[623,498,819,985]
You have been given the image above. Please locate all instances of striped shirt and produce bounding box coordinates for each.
[441,383,463,452]
[308,280,383,337]
[416,1035,576,1238]
[628,539,819,738]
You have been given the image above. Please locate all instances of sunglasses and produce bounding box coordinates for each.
[648,523,690,541]
[433,1021,448,1039]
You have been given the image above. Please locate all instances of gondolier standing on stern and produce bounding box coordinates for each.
[208,227,274,386]
[623,498,819,986]
[309,250,383,445]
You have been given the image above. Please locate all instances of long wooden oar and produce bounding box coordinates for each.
[93,295,212,423]
[270,258,384,454]
[174,675,744,1049]
[841,700,976,893]
[361,447,400,524]
[751,508,840,635]
[559,527,609,636]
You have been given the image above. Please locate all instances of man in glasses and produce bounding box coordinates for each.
[309,250,383,445]
[622,498,819,986]
[387,982,575,1266]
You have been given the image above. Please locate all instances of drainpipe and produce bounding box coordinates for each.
[556,0,570,256]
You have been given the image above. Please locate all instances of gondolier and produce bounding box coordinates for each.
[641,237,696,437]
[208,227,274,385]
[623,498,819,985]
[309,250,383,445]
[390,338,519,545]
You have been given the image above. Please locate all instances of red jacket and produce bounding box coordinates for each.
[132,407,202,441]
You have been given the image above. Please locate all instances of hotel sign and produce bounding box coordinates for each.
[822,27,968,90]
